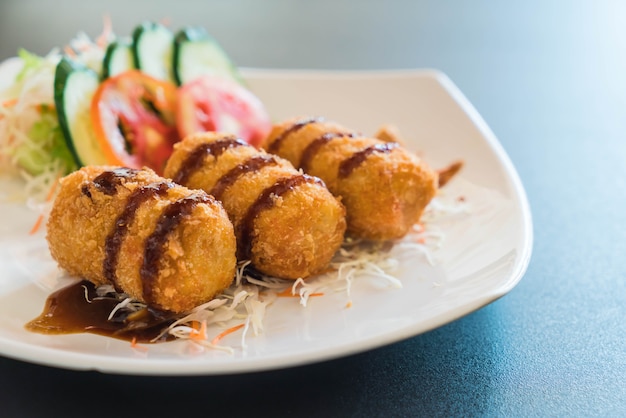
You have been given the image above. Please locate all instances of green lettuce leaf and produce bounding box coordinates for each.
[14,104,77,175]
[16,49,45,82]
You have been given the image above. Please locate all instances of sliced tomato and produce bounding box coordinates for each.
[90,69,179,174]
[176,75,271,147]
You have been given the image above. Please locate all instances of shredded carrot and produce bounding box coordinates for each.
[130,337,148,352]
[277,287,295,297]
[189,320,207,341]
[1,98,18,108]
[211,323,245,346]
[417,237,426,244]
[96,15,113,48]
[345,301,353,308]
[276,287,324,298]
[28,215,44,236]
[63,46,77,58]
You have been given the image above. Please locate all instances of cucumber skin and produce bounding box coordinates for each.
[173,26,242,86]
[102,40,134,80]
[54,58,85,167]
[131,22,155,69]
[131,21,174,82]
[54,57,105,167]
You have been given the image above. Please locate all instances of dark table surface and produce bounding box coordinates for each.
[1,1,625,416]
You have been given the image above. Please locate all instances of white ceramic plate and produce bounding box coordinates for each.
[0,70,532,375]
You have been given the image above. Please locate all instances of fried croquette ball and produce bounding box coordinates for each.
[46,166,237,313]
[163,132,347,279]
[262,117,438,240]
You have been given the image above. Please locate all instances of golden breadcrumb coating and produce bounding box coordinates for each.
[262,117,438,240]
[164,132,346,279]
[46,165,237,313]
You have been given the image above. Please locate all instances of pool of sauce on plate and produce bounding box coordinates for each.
[25,280,178,343]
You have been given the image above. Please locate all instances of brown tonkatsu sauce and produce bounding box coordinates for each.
[172,136,247,184]
[267,117,321,154]
[338,142,399,178]
[210,155,278,200]
[237,174,323,259]
[274,121,399,181]
[103,181,174,289]
[31,168,228,342]
[437,160,464,188]
[80,185,92,198]
[299,132,354,172]
[26,280,177,343]
[92,168,216,307]
[141,193,212,305]
[93,167,140,195]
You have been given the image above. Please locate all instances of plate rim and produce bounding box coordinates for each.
[0,68,533,375]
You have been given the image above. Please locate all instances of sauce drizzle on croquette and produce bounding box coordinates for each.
[172,136,247,184]
[267,116,321,154]
[237,174,324,260]
[209,155,278,200]
[274,120,400,179]
[338,142,400,178]
[93,167,140,195]
[299,131,354,172]
[140,193,214,306]
[103,181,174,289]
[163,132,347,279]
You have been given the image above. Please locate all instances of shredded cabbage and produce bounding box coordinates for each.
[0,50,67,197]
[0,26,111,202]
[0,53,69,200]
[100,191,468,353]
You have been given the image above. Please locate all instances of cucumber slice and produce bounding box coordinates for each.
[132,22,175,82]
[102,39,134,79]
[54,57,108,166]
[173,26,242,86]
